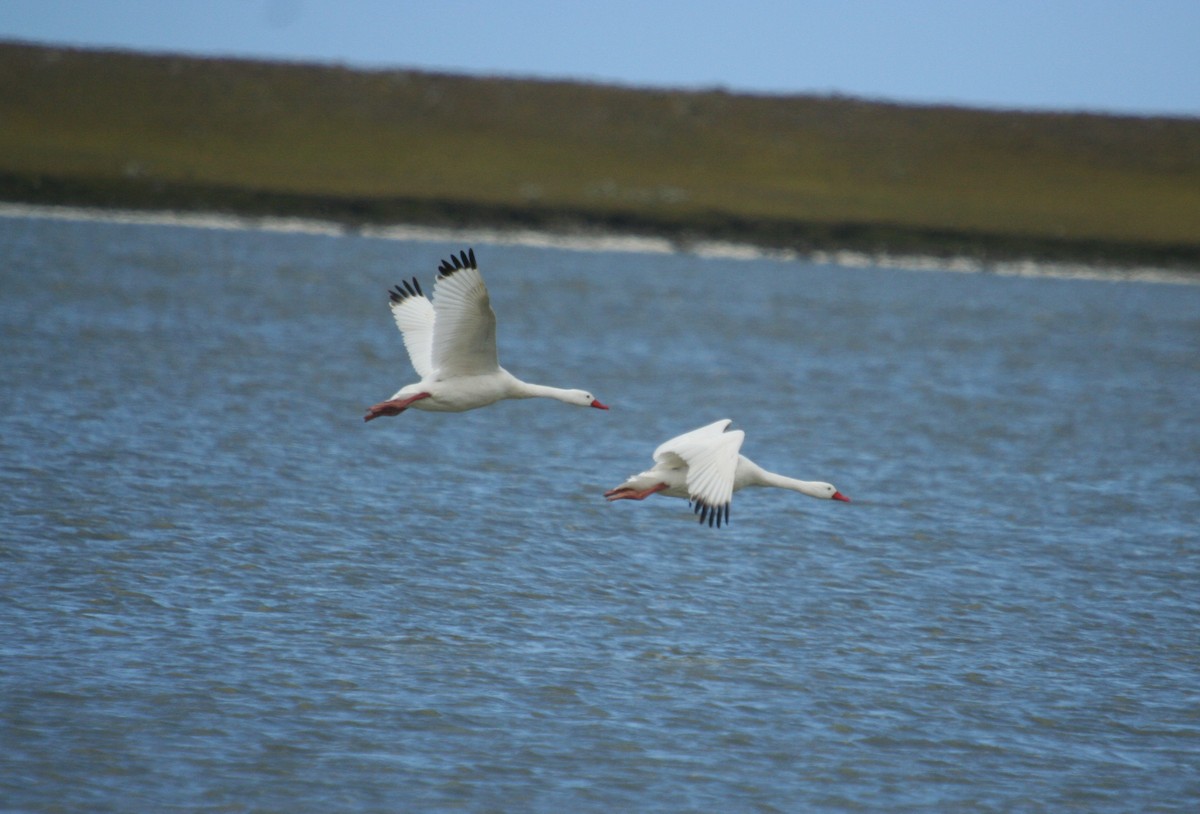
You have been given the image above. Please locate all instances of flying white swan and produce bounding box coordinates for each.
[605,419,849,527]
[365,248,609,421]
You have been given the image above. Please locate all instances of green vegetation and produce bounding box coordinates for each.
[2,41,1198,267]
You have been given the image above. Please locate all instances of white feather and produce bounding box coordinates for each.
[389,290,436,379]
[430,264,499,378]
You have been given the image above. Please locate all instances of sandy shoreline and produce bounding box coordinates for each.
[4,200,1197,287]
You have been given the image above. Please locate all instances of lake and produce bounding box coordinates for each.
[2,211,1198,812]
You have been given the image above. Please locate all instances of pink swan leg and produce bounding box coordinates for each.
[363,392,431,422]
[604,483,669,501]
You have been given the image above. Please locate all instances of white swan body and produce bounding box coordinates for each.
[605,419,849,527]
[365,248,608,420]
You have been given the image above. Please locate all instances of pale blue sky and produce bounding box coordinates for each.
[2,0,1198,117]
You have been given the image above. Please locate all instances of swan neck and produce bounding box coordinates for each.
[754,466,825,496]
[514,381,572,402]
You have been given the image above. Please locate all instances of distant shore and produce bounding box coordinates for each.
[7,200,1198,287]
[4,171,1199,273]
[3,41,1199,271]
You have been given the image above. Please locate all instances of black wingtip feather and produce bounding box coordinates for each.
[690,499,731,529]
[437,248,477,279]
[389,277,425,304]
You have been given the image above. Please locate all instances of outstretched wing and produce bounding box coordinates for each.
[388,277,436,379]
[652,419,733,463]
[429,248,500,377]
[683,430,743,527]
[655,420,743,528]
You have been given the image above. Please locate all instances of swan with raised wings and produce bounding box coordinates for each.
[604,419,849,527]
[365,248,608,421]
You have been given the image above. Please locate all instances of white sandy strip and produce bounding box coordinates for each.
[2,201,1196,286]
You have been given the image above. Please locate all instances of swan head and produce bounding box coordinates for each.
[565,389,608,410]
[812,482,850,502]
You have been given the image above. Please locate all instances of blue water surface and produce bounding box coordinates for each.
[2,214,1199,812]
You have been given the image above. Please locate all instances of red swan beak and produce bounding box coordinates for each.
[832,491,850,502]
[590,399,610,410]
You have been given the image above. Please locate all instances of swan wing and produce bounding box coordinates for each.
[430,248,500,377]
[680,429,743,505]
[387,278,436,379]
[674,426,744,527]
[652,419,733,463]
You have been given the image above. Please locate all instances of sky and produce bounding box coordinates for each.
[2,0,1198,118]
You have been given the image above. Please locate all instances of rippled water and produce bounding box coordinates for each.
[3,214,1199,812]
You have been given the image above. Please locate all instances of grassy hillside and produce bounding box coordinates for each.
[2,41,1198,266]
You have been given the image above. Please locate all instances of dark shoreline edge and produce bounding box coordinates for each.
[6,171,1197,271]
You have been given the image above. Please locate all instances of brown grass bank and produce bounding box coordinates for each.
[2,41,1198,267]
